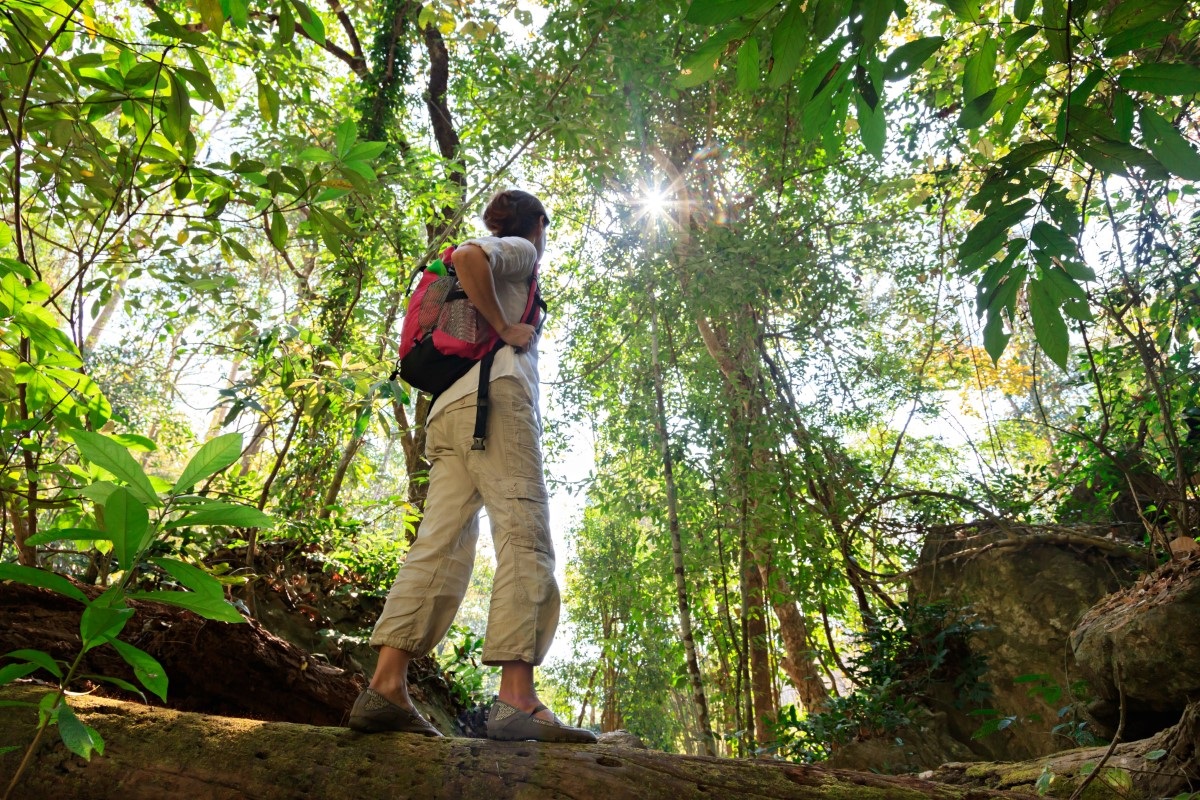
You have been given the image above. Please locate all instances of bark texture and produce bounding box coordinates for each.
[0,688,1036,800]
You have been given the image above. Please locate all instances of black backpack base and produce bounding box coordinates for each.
[399,337,479,398]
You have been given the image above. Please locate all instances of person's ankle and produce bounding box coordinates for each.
[369,681,412,709]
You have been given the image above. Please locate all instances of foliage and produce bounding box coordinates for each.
[768,603,989,761]
[0,432,264,793]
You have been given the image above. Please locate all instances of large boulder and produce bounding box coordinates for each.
[1070,554,1200,739]
[909,525,1145,762]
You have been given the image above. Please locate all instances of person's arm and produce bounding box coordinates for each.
[453,243,535,350]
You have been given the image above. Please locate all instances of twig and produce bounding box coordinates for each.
[1068,665,1126,800]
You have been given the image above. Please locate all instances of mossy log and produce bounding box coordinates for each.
[0,688,1036,800]
[928,701,1200,799]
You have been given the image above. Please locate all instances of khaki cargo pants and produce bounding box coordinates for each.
[370,377,559,665]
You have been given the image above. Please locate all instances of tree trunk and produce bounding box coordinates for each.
[744,554,774,748]
[320,432,364,519]
[649,284,717,758]
[0,687,1033,800]
[82,273,127,351]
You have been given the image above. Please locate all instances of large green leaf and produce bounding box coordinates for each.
[174,432,243,493]
[129,589,245,623]
[24,527,109,547]
[884,36,944,81]
[150,557,224,599]
[55,701,104,760]
[736,38,761,92]
[767,0,810,88]
[166,501,274,529]
[1118,63,1200,96]
[4,649,64,679]
[855,90,885,157]
[71,430,160,507]
[962,36,997,103]
[1139,105,1200,180]
[106,487,151,571]
[0,564,87,603]
[1028,278,1070,369]
[685,0,777,24]
[79,604,135,651]
[0,663,41,686]
[109,639,168,702]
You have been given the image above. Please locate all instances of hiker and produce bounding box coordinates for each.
[349,189,596,744]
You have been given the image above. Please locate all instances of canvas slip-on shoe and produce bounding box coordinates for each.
[349,688,443,736]
[487,700,597,743]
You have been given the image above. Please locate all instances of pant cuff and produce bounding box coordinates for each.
[481,650,540,666]
[369,634,429,656]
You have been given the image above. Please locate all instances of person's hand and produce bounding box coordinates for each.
[499,322,536,352]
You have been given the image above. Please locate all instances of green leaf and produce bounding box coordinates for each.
[108,639,168,702]
[256,75,279,126]
[165,71,191,145]
[194,0,225,36]
[884,36,943,81]
[855,90,885,157]
[24,527,109,547]
[963,35,997,103]
[269,209,288,249]
[298,146,335,163]
[1119,63,1200,96]
[166,501,274,529]
[946,0,980,21]
[291,0,325,45]
[958,84,1014,129]
[129,590,245,623]
[858,0,893,47]
[334,119,357,158]
[109,434,157,452]
[3,649,63,679]
[70,430,160,507]
[80,604,134,650]
[1030,221,1077,256]
[55,701,104,760]
[1145,749,1168,761]
[811,0,849,42]
[736,38,761,92]
[1004,24,1039,56]
[225,0,249,28]
[1028,278,1070,369]
[685,0,777,24]
[80,673,144,699]
[174,432,242,492]
[958,199,1037,264]
[772,0,811,88]
[1139,105,1200,180]
[0,662,40,686]
[106,487,151,571]
[1101,0,1186,36]
[150,557,224,599]
[1013,0,1034,21]
[1102,21,1175,57]
[0,564,88,603]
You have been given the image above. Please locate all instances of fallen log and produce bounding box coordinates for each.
[0,687,1035,800]
[928,701,1200,799]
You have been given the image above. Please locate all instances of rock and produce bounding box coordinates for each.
[910,525,1145,762]
[823,711,978,774]
[1070,555,1200,739]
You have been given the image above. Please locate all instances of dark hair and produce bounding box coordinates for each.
[482,189,549,238]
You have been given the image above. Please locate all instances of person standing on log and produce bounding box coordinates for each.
[349,190,596,743]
